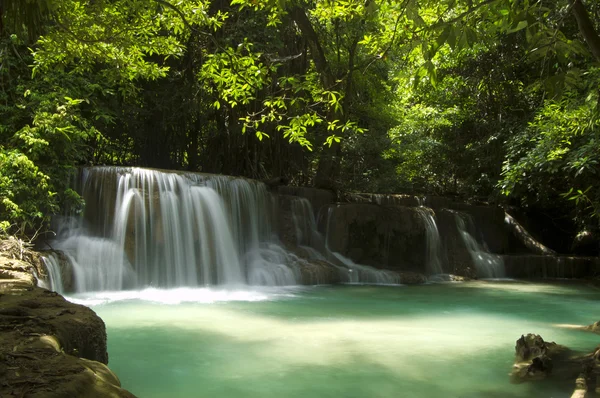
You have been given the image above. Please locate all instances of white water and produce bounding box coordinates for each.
[39,252,65,294]
[54,168,298,291]
[453,212,505,278]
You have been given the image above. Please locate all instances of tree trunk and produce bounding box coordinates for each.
[504,212,557,256]
[571,0,600,62]
[288,6,342,189]
[187,117,200,171]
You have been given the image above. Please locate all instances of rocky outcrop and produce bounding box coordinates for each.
[511,334,600,396]
[0,243,135,398]
[511,334,567,382]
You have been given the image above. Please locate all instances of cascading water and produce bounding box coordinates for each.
[53,167,299,291]
[453,212,505,278]
[295,199,400,284]
[38,252,65,293]
[416,208,444,276]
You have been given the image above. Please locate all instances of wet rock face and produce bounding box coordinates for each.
[277,186,334,218]
[325,204,427,271]
[276,194,301,248]
[503,255,600,279]
[398,272,428,285]
[299,260,341,285]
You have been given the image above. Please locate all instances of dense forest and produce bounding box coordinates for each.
[0,0,599,251]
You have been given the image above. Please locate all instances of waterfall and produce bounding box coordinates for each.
[309,200,400,284]
[39,252,65,294]
[330,252,401,284]
[54,167,295,291]
[416,208,444,275]
[453,212,505,278]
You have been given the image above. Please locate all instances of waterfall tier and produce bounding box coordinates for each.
[54,167,301,290]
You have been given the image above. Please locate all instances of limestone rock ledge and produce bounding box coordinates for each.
[1,254,136,398]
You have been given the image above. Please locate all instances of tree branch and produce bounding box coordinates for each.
[288,6,334,87]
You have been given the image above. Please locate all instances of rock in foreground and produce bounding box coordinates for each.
[1,252,136,398]
[511,333,600,396]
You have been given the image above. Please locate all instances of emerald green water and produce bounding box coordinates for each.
[78,281,600,398]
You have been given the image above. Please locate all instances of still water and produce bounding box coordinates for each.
[72,281,600,398]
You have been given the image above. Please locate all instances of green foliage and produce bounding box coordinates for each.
[0,149,57,234]
[501,87,600,226]
[0,35,90,237]
[1,0,600,242]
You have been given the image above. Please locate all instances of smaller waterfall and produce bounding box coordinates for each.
[453,212,505,278]
[292,198,328,254]
[416,208,444,275]
[296,199,401,284]
[39,252,65,294]
[331,252,401,284]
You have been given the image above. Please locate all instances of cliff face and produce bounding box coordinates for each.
[0,244,136,398]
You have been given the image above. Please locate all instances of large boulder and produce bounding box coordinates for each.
[0,246,136,398]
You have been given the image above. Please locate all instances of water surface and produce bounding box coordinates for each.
[78,281,600,398]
